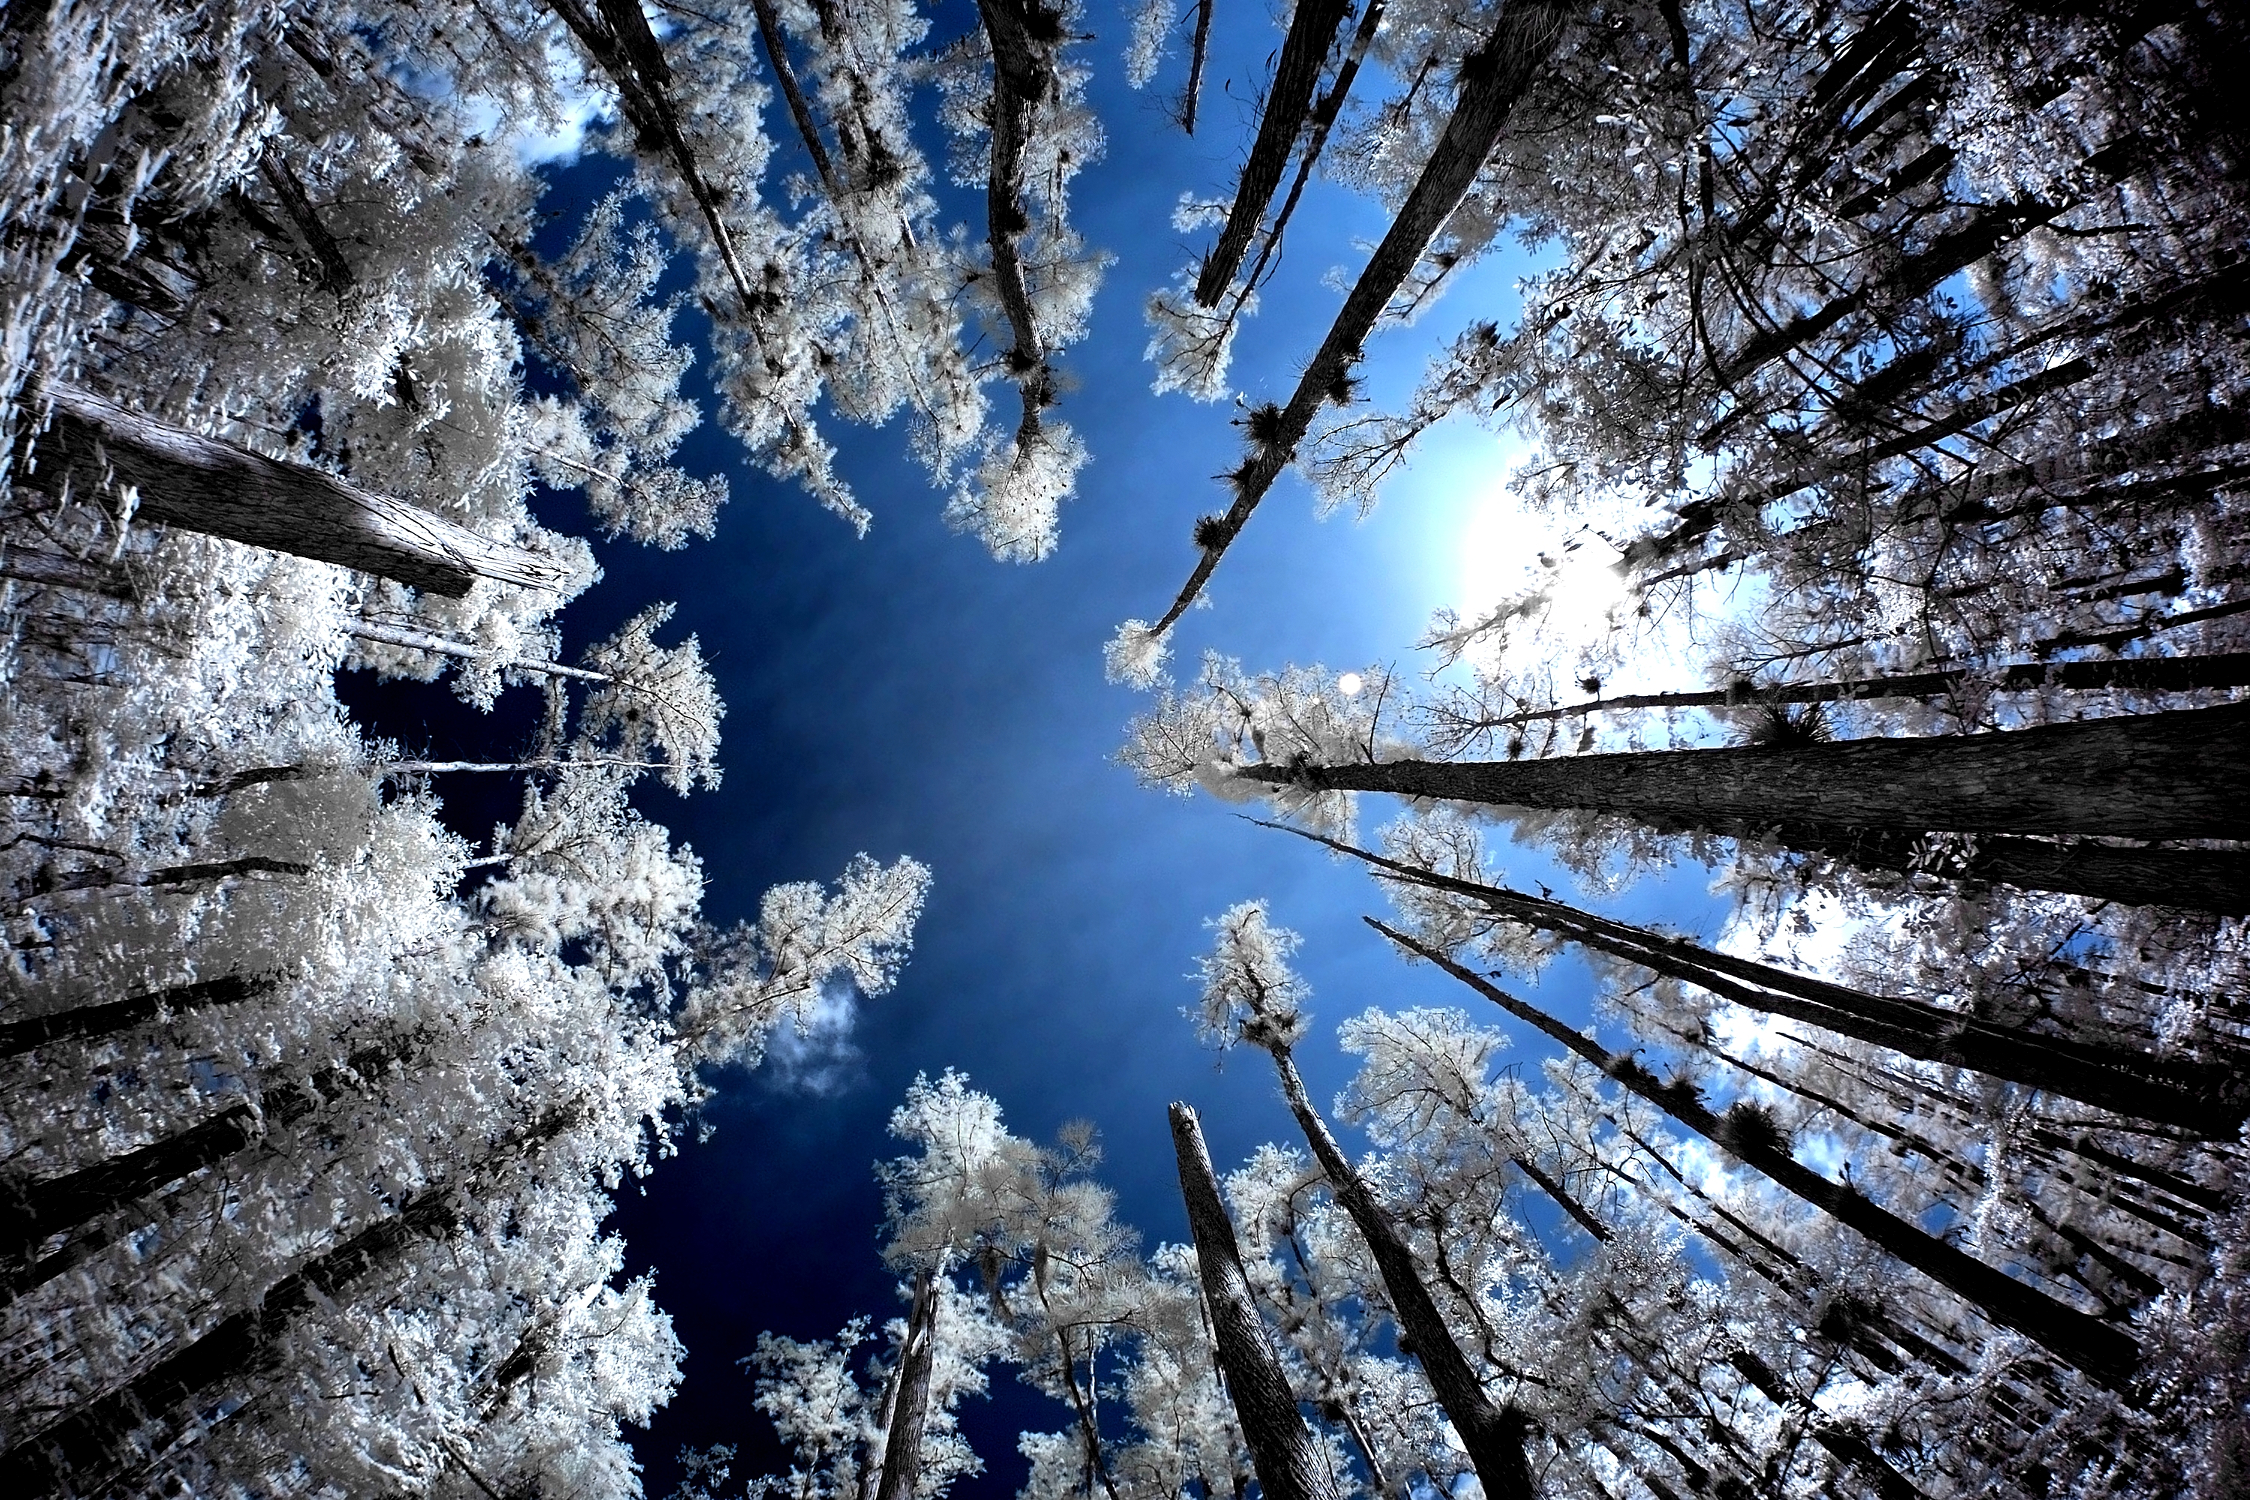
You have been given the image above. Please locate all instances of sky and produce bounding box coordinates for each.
[340,11,1733,1494]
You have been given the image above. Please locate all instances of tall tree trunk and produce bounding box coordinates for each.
[1151,0,1578,633]
[0,972,275,1058]
[1168,1103,1342,1500]
[873,1270,940,1500]
[1305,826,2242,1131]
[1371,919,2144,1389]
[0,1189,459,1493]
[973,0,1063,454]
[1262,1047,1535,1500]
[1468,652,2250,731]
[1,1042,410,1278]
[1243,702,2250,841]
[1181,0,1214,134]
[25,384,574,598]
[1192,0,1353,304]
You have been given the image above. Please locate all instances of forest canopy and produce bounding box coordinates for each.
[2,0,2246,1497]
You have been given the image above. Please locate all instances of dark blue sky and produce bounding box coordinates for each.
[346,12,1729,1494]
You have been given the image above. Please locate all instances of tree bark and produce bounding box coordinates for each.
[1264,1048,1535,1500]
[1305,826,2243,1132]
[1371,918,2143,1390]
[974,0,1062,453]
[25,384,574,598]
[1242,702,2250,841]
[1192,0,1354,304]
[873,1270,940,1500]
[1169,1102,1342,1500]
[1152,0,1578,633]
[1181,0,1214,135]
[1458,652,2250,731]
[0,972,275,1058]
[0,1190,459,1493]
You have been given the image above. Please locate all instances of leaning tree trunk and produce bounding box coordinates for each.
[0,972,276,1059]
[1192,0,1353,303]
[25,384,574,598]
[1306,827,2243,1131]
[1371,920,2144,1390]
[1169,1103,1342,1500]
[0,1189,459,1493]
[1151,0,1580,633]
[1245,700,2250,841]
[872,1269,941,1500]
[1262,1048,1535,1500]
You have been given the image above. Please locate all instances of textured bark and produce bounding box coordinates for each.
[1169,1103,1342,1500]
[1373,919,2144,1389]
[0,1191,458,1493]
[1192,0,1353,304]
[1265,1052,1534,1500]
[26,384,573,597]
[873,1270,941,1500]
[1181,0,1214,134]
[0,972,275,1058]
[1243,703,2250,841]
[1306,827,2243,1131]
[1760,821,2250,916]
[1153,0,1578,633]
[974,0,1061,451]
[1235,0,1386,298]
[1459,651,2250,731]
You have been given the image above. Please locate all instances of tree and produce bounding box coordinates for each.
[1192,903,1534,1500]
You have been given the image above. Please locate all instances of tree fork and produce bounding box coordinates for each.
[23,384,573,597]
[1372,918,2143,1389]
[1168,1102,1343,1500]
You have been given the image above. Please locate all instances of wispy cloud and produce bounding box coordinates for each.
[758,980,868,1097]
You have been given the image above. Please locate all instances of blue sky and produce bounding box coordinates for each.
[343,9,1732,1493]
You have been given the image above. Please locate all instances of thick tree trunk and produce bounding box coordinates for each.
[1152,0,1578,632]
[873,1270,940,1500]
[974,0,1062,452]
[1244,703,2250,841]
[1168,1103,1342,1500]
[1192,0,1353,304]
[1311,828,2242,1131]
[0,1190,458,1493]
[0,972,275,1058]
[25,384,573,598]
[1372,919,2144,1389]
[1265,1049,1535,1500]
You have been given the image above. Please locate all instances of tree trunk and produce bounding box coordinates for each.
[1192,0,1353,304]
[1264,1048,1535,1500]
[0,972,275,1058]
[1475,652,2250,730]
[1244,703,2250,841]
[1310,828,2242,1131]
[1152,0,1579,633]
[1168,1102,1342,1500]
[873,1270,940,1500]
[1726,1349,1927,1500]
[974,0,1062,453]
[0,1190,458,1494]
[1371,919,2144,1389]
[1182,0,1214,135]
[25,384,575,598]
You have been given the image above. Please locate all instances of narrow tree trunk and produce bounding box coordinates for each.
[873,1270,940,1500]
[25,384,574,598]
[1168,1102,1342,1500]
[1305,826,2242,1131]
[1192,0,1353,304]
[1181,0,1214,134]
[347,618,608,681]
[1245,702,2250,841]
[1726,1349,1927,1500]
[974,0,1062,452]
[0,972,275,1058]
[1263,1049,1535,1500]
[1371,919,2143,1389]
[1474,652,2250,731]
[0,1190,458,1493]
[1152,0,1578,633]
